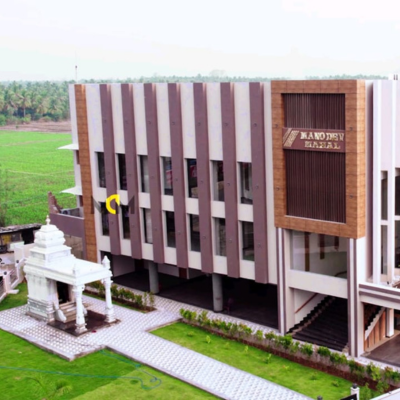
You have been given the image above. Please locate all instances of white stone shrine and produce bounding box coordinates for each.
[24,216,115,334]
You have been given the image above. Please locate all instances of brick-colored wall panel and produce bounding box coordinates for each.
[74,85,97,262]
[271,80,366,239]
[320,80,340,92]
[287,81,305,92]
[271,81,287,93]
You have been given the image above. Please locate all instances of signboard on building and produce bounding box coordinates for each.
[282,127,346,153]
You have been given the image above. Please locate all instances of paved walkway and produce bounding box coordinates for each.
[0,292,311,400]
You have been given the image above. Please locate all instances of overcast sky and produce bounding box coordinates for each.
[1,0,400,81]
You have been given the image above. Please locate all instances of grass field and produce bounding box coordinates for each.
[152,323,378,400]
[0,131,76,226]
[0,285,216,400]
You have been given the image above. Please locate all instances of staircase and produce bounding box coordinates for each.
[56,302,77,326]
[290,297,349,352]
[364,304,381,331]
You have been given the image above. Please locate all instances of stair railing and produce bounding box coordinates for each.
[295,293,319,314]
[365,307,384,340]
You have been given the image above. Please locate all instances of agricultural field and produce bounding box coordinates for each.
[0,130,76,226]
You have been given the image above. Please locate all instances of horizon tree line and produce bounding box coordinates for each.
[0,74,387,126]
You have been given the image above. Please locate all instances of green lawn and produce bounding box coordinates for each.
[0,282,28,311]
[0,131,76,226]
[152,323,377,400]
[0,285,216,399]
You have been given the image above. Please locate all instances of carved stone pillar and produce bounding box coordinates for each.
[103,277,116,323]
[73,285,87,334]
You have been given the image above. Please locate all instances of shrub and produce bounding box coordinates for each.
[110,284,120,299]
[180,309,197,322]
[277,335,293,350]
[197,311,209,327]
[300,343,313,357]
[330,352,347,365]
[230,323,239,337]
[289,341,300,354]
[255,330,264,342]
[317,346,331,358]
[134,294,143,309]
[264,331,277,341]
[391,370,400,384]
[366,362,381,382]
[149,292,155,308]
[376,380,389,395]
[241,324,253,338]
[383,366,400,383]
[361,383,373,400]
[123,289,135,302]
[0,115,6,126]
[143,292,148,308]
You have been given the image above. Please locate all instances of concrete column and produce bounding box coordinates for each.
[212,273,223,312]
[2,271,11,293]
[149,261,159,294]
[103,277,116,323]
[386,308,395,337]
[73,285,87,335]
[351,383,360,400]
[372,81,382,284]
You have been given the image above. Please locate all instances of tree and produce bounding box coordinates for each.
[16,88,31,118]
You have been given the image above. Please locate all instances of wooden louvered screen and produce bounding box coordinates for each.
[284,94,346,223]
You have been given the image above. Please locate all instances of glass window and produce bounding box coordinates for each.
[382,225,388,274]
[382,172,388,220]
[165,211,176,248]
[396,221,400,269]
[189,214,200,252]
[239,162,253,204]
[162,157,173,195]
[97,152,106,188]
[118,154,127,190]
[100,202,109,236]
[215,218,226,256]
[291,230,347,277]
[212,161,224,201]
[143,209,153,244]
[186,158,199,199]
[242,221,254,260]
[121,205,130,239]
[396,172,400,216]
[187,159,198,198]
[140,156,149,193]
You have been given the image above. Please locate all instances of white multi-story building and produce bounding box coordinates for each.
[50,79,400,358]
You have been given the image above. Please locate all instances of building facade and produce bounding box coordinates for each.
[52,79,400,358]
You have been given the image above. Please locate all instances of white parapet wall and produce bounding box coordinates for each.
[287,270,348,299]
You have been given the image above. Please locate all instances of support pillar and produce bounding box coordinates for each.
[386,308,395,338]
[212,273,223,312]
[347,238,366,357]
[2,271,11,293]
[103,277,116,323]
[73,285,87,334]
[351,383,360,400]
[149,261,159,294]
